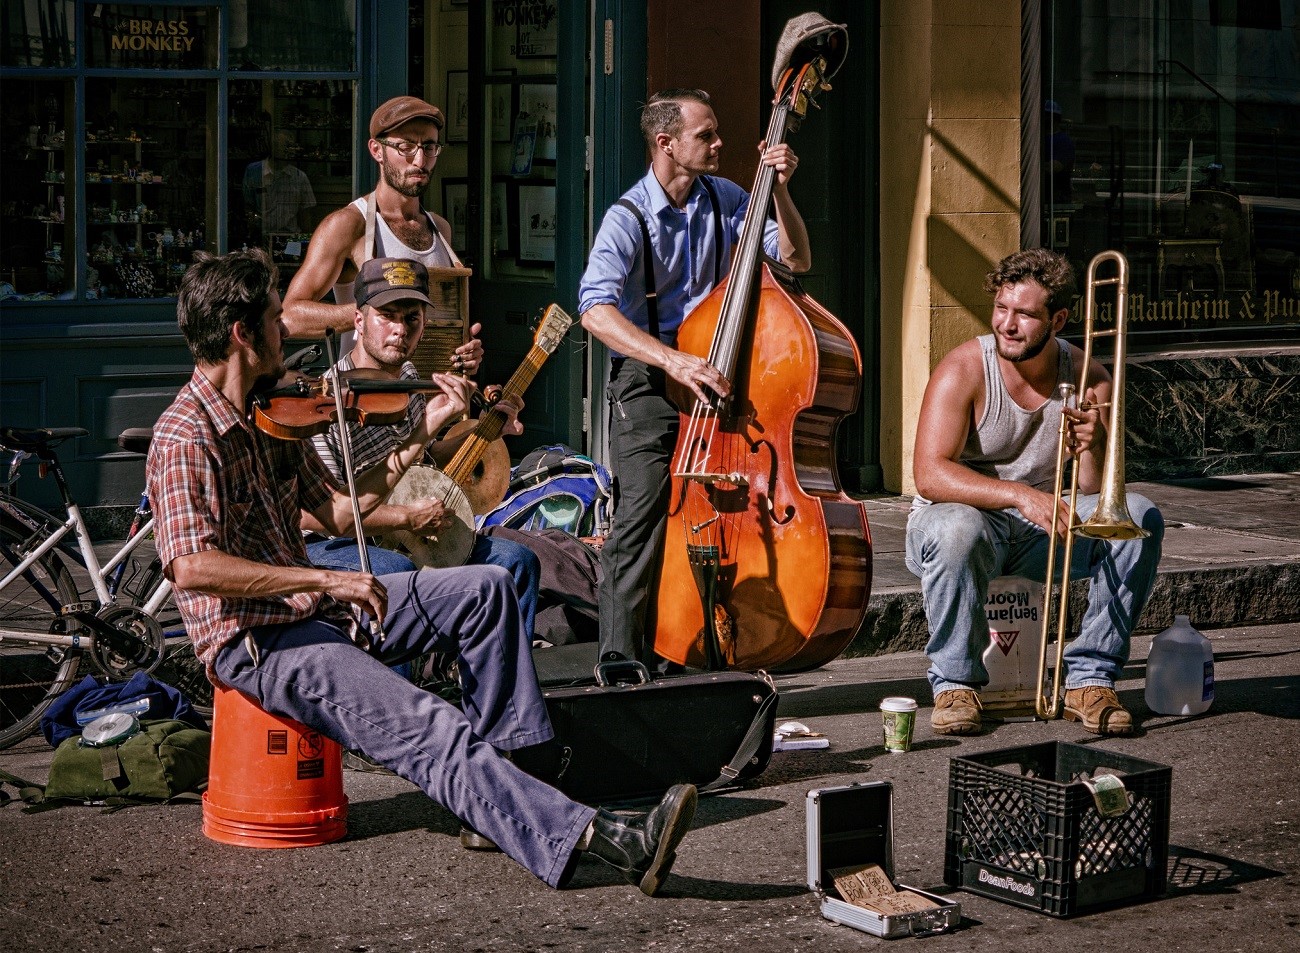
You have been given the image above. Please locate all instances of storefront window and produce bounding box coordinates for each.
[228,79,355,290]
[1,0,76,67]
[475,0,559,282]
[0,1,362,305]
[84,78,214,299]
[230,0,355,71]
[1041,1,1300,340]
[0,79,76,298]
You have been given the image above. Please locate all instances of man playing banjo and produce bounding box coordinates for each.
[301,257,545,645]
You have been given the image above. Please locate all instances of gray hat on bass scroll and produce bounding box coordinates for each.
[771,12,849,90]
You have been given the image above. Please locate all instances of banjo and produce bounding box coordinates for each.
[384,304,575,568]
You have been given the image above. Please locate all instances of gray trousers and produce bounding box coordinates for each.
[212,564,596,887]
[597,360,678,663]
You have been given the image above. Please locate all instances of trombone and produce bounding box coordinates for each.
[1035,250,1150,719]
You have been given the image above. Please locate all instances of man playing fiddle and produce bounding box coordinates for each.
[147,247,698,893]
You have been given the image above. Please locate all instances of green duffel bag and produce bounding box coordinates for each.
[39,718,211,807]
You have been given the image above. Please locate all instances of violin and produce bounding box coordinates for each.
[250,368,411,440]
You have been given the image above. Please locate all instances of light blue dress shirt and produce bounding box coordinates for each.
[578,169,782,356]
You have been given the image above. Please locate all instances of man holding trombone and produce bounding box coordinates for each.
[906,248,1164,737]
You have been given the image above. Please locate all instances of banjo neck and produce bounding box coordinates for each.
[442,304,575,491]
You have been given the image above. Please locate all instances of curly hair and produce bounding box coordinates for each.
[983,248,1077,315]
[640,88,712,149]
[177,248,279,364]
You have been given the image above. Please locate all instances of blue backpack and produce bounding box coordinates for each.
[479,445,614,539]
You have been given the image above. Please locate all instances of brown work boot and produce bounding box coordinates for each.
[931,689,982,735]
[1064,686,1134,736]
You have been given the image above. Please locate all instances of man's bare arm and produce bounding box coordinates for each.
[168,549,386,621]
[282,206,365,338]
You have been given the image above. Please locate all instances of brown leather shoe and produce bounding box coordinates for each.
[1064,686,1134,736]
[931,689,982,735]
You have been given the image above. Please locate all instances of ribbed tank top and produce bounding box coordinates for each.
[331,195,454,305]
[962,333,1075,492]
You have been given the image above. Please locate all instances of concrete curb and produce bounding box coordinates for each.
[845,561,1300,657]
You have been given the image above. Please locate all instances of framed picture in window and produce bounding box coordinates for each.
[490,81,514,143]
[441,178,468,254]
[510,127,536,177]
[446,71,469,143]
[517,182,556,266]
[519,83,557,161]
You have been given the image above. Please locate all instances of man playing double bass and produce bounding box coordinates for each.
[578,88,812,666]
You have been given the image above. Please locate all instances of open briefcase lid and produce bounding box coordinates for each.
[805,780,895,893]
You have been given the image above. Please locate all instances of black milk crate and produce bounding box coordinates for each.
[944,741,1171,917]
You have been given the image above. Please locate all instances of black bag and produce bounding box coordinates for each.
[536,656,778,806]
[484,525,601,646]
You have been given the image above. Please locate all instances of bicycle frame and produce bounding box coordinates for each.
[0,457,173,650]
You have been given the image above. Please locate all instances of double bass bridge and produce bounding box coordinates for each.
[673,470,750,490]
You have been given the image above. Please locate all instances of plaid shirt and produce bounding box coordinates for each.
[147,369,349,676]
[310,355,431,481]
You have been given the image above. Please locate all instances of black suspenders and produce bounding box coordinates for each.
[615,176,722,342]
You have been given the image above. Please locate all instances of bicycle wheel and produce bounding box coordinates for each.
[0,515,82,748]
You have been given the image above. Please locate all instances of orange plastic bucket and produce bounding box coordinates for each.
[203,684,348,848]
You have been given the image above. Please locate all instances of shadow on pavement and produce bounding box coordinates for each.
[344,790,454,841]
[1165,845,1283,895]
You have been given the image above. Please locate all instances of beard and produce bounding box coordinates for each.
[997,322,1054,363]
[381,155,428,198]
[359,335,409,372]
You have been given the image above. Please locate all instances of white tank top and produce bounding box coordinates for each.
[331,195,455,305]
[911,334,1075,514]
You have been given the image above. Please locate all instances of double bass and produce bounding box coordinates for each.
[652,17,871,673]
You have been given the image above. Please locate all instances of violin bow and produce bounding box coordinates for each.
[322,328,385,645]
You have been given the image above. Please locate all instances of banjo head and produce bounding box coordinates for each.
[383,464,477,569]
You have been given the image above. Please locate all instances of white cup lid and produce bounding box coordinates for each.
[880,696,918,712]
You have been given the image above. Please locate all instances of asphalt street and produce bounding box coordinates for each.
[2,621,1297,953]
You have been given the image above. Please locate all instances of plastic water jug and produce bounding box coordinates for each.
[1145,615,1214,716]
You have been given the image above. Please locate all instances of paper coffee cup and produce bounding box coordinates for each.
[880,697,919,753]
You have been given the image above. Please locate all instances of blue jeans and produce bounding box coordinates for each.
[213,565,596,886]
[306,534,541,641]
[905,494,1164,696]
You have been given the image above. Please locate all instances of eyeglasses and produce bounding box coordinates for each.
[379,138,443,159]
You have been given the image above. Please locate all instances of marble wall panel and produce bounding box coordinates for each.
[1204,376,1300,455]
[1121,351,1300,480]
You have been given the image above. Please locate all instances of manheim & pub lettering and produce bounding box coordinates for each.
[1080,290,1300,327]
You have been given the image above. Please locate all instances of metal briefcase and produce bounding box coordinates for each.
[806,781,961,939]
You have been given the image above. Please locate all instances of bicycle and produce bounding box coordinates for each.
[0,344,324,748]
[0,424,204,748]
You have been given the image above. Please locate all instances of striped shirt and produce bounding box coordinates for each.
[147,369,350,677]
[310,354,431,482]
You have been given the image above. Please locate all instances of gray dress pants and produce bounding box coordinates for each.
[212,563,596,887]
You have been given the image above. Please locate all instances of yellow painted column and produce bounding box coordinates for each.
[878,1,1022,494]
